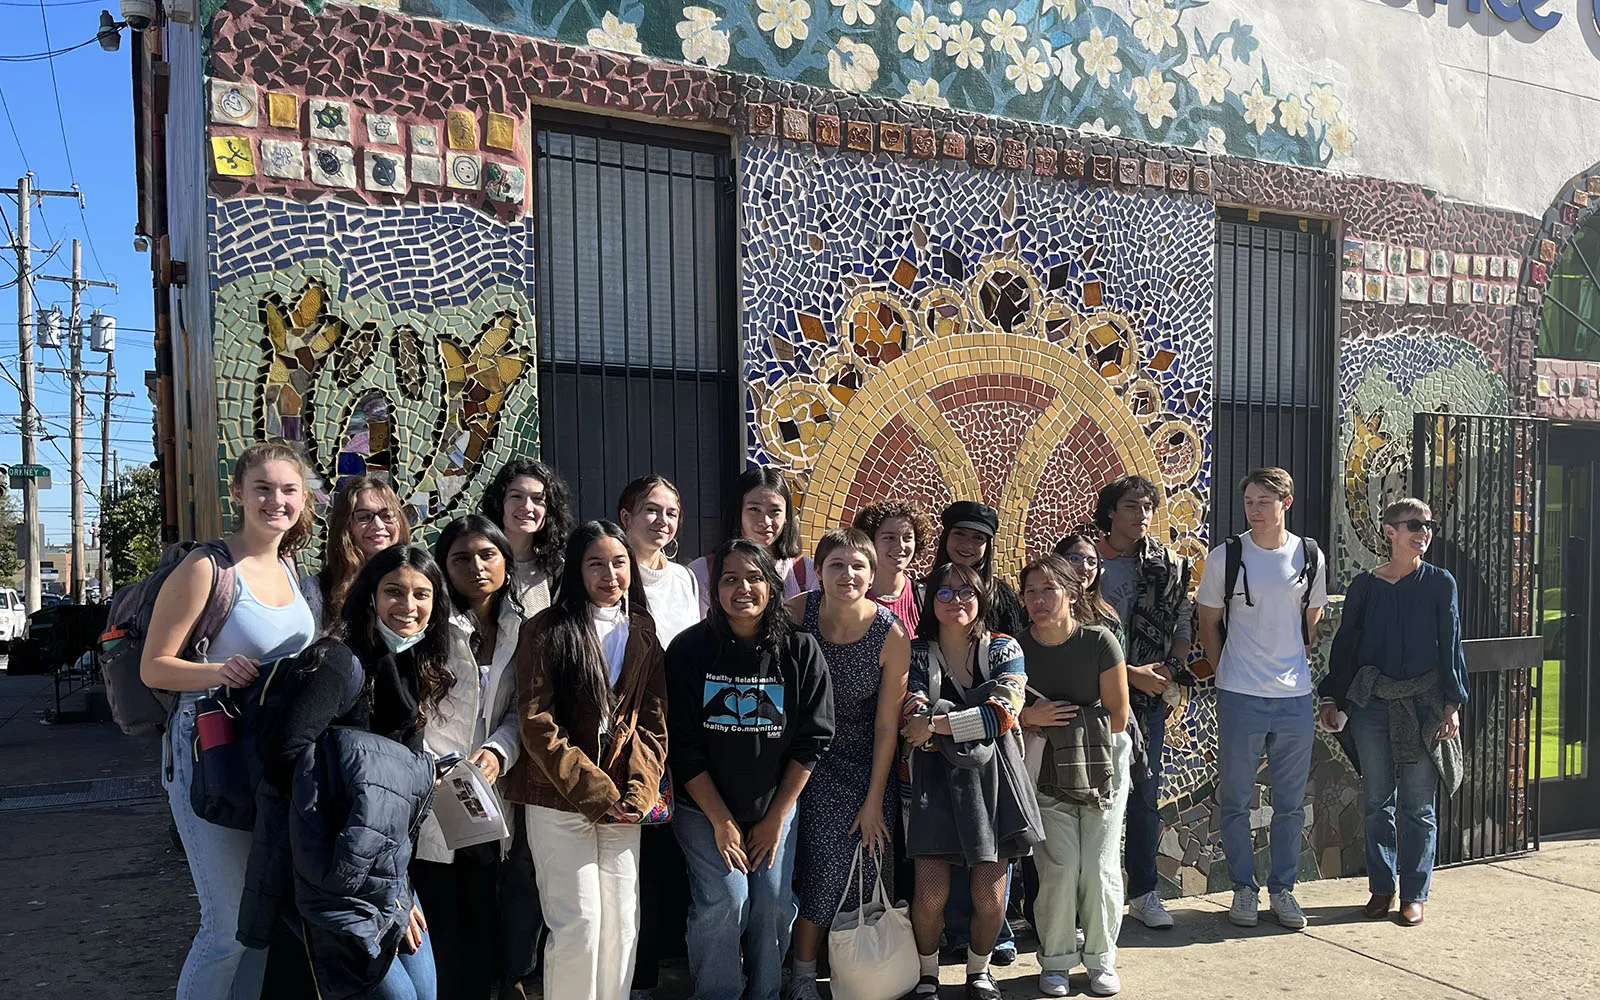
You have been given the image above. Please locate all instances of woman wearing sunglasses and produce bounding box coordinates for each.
[1319,498,1466,928]
[901,562,1043,1000]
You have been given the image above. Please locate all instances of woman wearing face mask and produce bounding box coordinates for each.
[852,499,935,634]
[502,521,669,1000]
[689,468,813,618]
[1018,555,1131,998]
[616,474,699,999]
[934,501,1029,638]
[782,529,910,1000]
[244,544,453,1000]
[901,562,1043,1000]
[140,442,318,1000]
[402,515,526,1000]
[667,539,835,1000]
[302,474,411,629]
[481,458,574,616]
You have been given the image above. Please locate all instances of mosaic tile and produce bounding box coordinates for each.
[940,131,966,160]
[412,154,442,187]
[309,143,356,187]
[1090,154,1113,184]
[364,150,408,194]
[1143,159,1166,188]
[446,152,482,190]
[267,91,298,128]
[210,80,259,128]
[1062,147,1085,179]
[1117,157,1140,186]
[879,120,906,153]
[814,113,840,147]
[260,139,304,180]
[844,120,873,151]
[749,103,777,135]
[447,109,478,149]
[366,113,401,145]
[211,136,256,176]
[1169,162,1191,192]
[308,99,353,141]
[781,107,808,141]
[909,128,935,158]
[1000,138,1025,170]
[485,111,517,151]
[1032,145,1057,177]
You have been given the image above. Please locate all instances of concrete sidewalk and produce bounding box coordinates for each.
[3,668,1596,999]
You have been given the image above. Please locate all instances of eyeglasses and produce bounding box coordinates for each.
[1388,518,1440,533]
[934,586,978,604]
[1064,552,1100,568]
[353,509,399,528]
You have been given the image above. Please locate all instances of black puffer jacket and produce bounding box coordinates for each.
[240,725,435,999]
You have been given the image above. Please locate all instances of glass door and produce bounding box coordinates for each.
[1539,427,1600,833]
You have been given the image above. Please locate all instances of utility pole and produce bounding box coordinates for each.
[4,175,88,614]
[39,240,118,605]
[98,347,114,598]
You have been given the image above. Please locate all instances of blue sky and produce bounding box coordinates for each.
[1,0,156,546]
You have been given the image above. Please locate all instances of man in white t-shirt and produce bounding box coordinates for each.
[1197,467,1328,933]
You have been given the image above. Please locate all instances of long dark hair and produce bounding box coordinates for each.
[533,520,648,726]
[319,474,411,624]
[480,457,574,580]
[724,467,801,560]
[931,525,996,584]
[434,514,522,620]
[1051,532,1120,630]
[914,562,991,642]
[705,538,792,653]
[338,544,455,726]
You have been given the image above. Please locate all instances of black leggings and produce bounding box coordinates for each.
[411,856,499,1000]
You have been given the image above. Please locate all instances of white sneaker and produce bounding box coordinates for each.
[1088,967,1122,996]
[1228,887,1260,927]
[1039,971,1071,997]
[1271,889,1307,930]
[787,976,823,1000]
[1128,890,1175,929]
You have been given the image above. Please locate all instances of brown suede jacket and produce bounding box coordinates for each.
[502,605,669,823]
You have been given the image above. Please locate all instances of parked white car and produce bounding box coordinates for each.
[0,588,26,644]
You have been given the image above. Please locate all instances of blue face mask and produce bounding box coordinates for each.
[375,614,428,654]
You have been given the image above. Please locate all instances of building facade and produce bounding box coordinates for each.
[130,0,1600,888]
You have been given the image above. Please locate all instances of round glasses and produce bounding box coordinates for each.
[353,509,399,528]
[1064,552,1100,568]
[934,586,978,604]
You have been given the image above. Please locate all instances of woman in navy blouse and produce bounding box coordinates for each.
[1320,498,1466,928]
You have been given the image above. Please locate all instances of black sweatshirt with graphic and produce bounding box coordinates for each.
[665,620,835,826]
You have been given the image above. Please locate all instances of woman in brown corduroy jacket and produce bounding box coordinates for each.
[501,519,668,1000]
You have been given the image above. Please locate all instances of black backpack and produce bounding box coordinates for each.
[1219,535,1321,648]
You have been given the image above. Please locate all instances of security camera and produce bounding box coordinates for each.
[119,0,156,31]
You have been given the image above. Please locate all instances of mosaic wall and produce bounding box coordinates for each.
[1525,169,1600,421]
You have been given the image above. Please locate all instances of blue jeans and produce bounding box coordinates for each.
[674,802,799,1000]
[165,692,267,1000]
[1124,705,1167,898]
[1349,699,1439,902]
[372,917,437,1000]
[943,866,1015,951]
[1217,691,1315,894]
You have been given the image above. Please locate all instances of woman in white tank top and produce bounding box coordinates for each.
[141,443,317,1000]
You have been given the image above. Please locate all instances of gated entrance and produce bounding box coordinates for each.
[1412,411,1548,864]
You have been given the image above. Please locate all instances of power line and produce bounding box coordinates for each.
[28,3,110,282]
[0,89,28,172]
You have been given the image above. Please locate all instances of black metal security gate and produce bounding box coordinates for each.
[533,118,739,558]
[1413,412,1548,864]
[1211,210,1336,543]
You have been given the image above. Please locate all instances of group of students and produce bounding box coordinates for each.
[142,445,1469,1000]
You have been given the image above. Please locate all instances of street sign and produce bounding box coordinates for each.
[8,464,51,490]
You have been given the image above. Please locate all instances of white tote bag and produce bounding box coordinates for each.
[827,844,919,1000]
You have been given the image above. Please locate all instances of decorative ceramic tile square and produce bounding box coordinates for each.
[1408,247,1426,272]
[484,161,525,203]
[1117,158,1140,186]
[1062,148,1085,178]
[1531,261,1549,285]
[1364,243,1385,271]
[1451,278,1469,303]
[411,154,442,186]
[1387,245,1406,274]
[941,131,967,160]
[1386,275,1407,305]
[1589,174,1600,195]
[447,109,478,149]
[1342,238,1364,268]
[364,150,407,193]
[1191,166,1212,194]
[1472,254,1487,277]
[1000,138,1026,170]
[366,113,401,145]
[412,125,440,155]
[446,151,482,190]
[879,121,906,153]
[749,103,777,136]
[267,91,298,129]
[1090,154,1113,183]
[845,120,873,151]
[1562,202,1580,226]
[1143,159,1166,187]
[1505,286,1517,306]
[1341,270,1363,301]
[1430,280,1447,305]
[1364,274,1384,302]
[909,128,936,158]
[1032,146,1057,176]
[486,112,517,151]
[1453,252,1470,275]
[1505,255,1520,278]
[1471,281,1487,303]
[259,138,304,180]
[308,143,356,187]
[1575,190,1590,208]
[972,134,997,166]
[814,114,841,147]
[1407,274,1428,305]
[308,99,353,142]
[1489,255,1505,278]
[210,135,255,176]
[1169,163,1190,191]
[1488,283,1504,305]
[782,108,809,141]
[1429,249,1449,278]
[1525,285,1540,306]
[210,80,259,127]
[1540,239,1558,263]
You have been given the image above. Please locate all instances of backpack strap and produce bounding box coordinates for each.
[1299,538,1321,647]
[793,557,809,592]
[189,541,239,661]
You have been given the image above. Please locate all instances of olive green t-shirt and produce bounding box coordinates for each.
[1018,624,1123,706]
